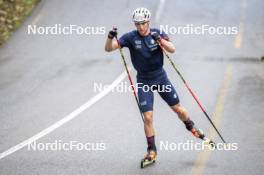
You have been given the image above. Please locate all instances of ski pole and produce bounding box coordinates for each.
[114,35,145,123]
[158,41,226,143]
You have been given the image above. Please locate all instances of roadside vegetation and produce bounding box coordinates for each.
[0,0,39,45]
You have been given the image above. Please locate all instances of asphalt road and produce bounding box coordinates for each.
[0,0,264,174]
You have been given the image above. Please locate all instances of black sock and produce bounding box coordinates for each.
[183,118,194,131]
[146,136,157,152]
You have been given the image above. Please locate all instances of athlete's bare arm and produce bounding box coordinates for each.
[151,31,176,54]
[105,28,119,52]
[105,38,119,52]
[159,38,176,53]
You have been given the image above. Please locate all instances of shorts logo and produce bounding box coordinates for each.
[140,101,147,106]
[173,93,177,98]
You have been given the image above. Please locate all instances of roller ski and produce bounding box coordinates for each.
[140,150,157,168]
[184,119,216,149]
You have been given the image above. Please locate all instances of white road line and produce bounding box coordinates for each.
[155,0,166,23]
[30,13,42,26]
[0,70,129,160]
[30,2,43,26]
[234,0,247,49]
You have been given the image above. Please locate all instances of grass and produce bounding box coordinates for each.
[0,0,40,45]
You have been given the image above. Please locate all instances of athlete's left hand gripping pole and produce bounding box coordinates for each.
[114,35,145,123]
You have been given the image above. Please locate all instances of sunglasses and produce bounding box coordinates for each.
[135,21,148,25]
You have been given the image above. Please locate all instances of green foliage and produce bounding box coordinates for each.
[0,0,39,45]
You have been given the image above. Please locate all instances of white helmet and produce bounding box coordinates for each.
[132,7,151,23]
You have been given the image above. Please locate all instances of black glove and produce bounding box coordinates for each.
[151,32,161,42]
[108,27,117,39]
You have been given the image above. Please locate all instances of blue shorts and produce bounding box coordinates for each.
[136,69,180,113]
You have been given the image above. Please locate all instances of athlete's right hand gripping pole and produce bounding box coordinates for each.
[114,35,145,123]
[158,41,226,143]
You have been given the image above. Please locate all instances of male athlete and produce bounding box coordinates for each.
[105,7,212,167]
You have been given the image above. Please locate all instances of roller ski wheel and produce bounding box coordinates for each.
[203,137,217,149]
[140,150,157,168]
[191,127,217,149]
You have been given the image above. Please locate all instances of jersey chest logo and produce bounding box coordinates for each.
[134,40,142,49]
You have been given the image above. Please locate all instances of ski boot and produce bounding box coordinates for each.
[140,150,157,168]
[191,127,216,149]
[184,119,216,149]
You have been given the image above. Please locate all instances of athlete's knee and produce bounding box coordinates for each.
[143,111,153,125]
